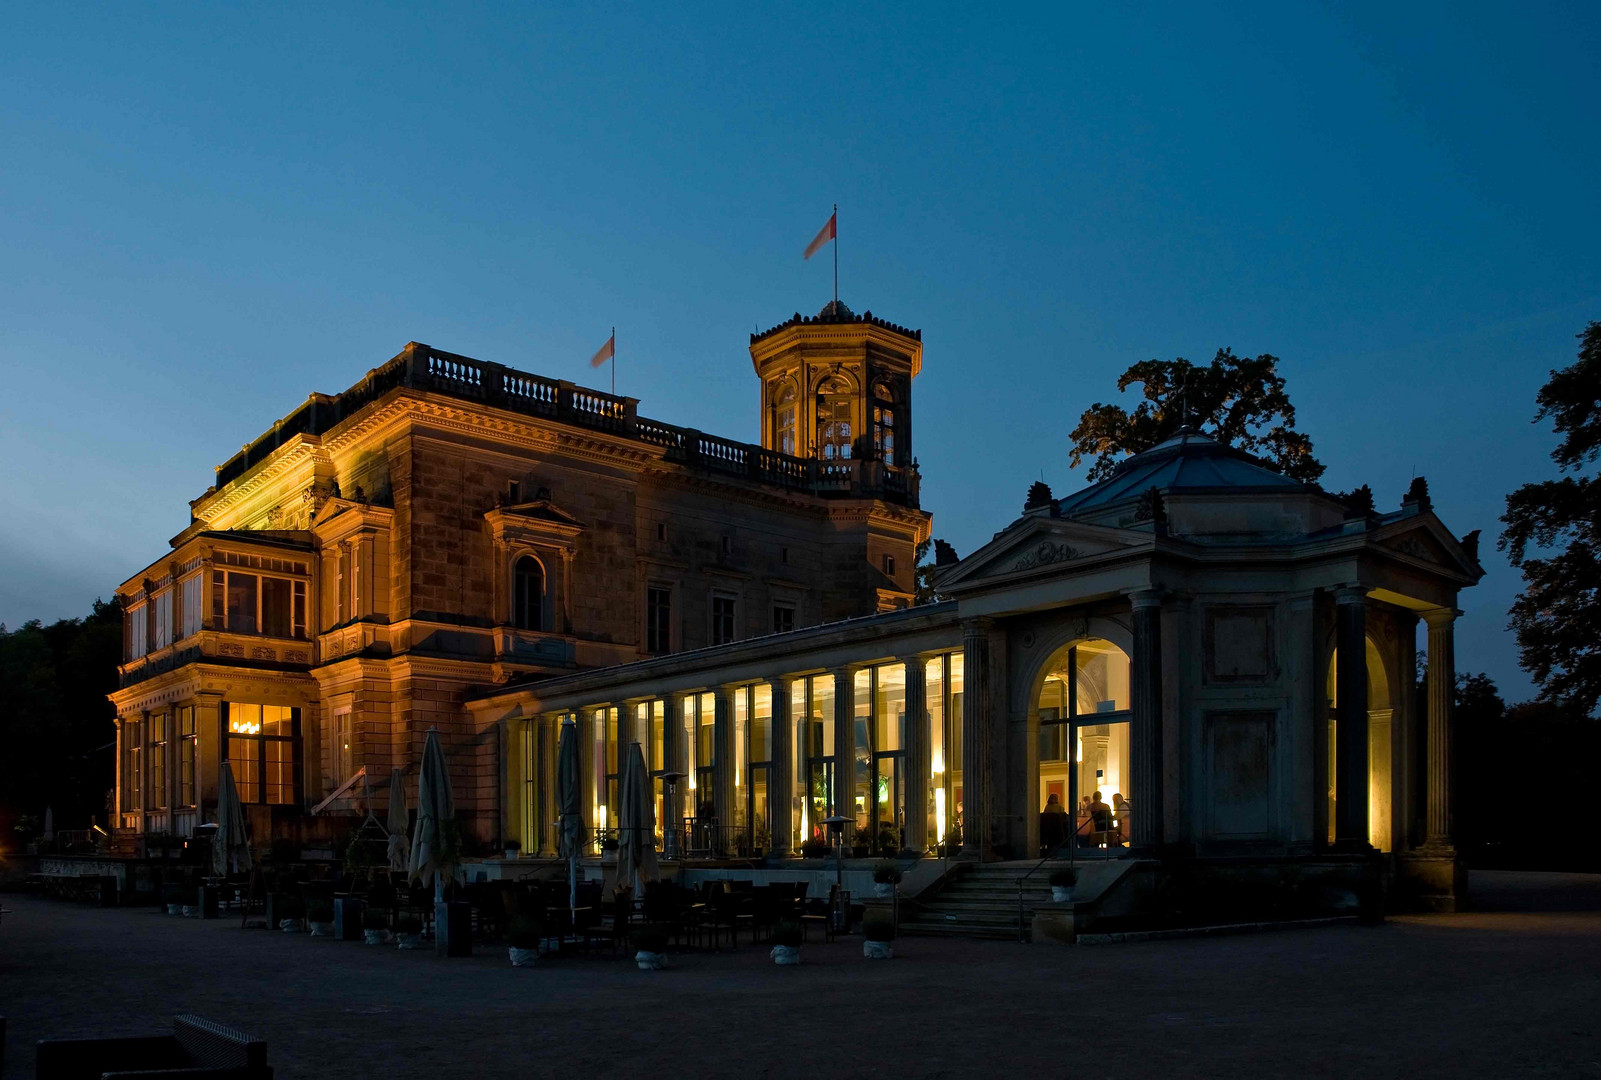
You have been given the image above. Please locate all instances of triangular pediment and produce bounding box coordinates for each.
[936,515,1150,592]
[1372,513,1484,581]
[494,499,585,530]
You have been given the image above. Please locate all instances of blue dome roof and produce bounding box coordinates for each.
[1055,428,1304,516]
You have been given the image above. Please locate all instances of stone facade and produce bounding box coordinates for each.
[109,305,931,850]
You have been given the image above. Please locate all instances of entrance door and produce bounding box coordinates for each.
[806,757,834,845]
[874,752,904,853]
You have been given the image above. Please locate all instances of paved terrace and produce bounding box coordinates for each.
[3,871,1599,1079]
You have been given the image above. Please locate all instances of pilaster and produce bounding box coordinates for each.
[1130,590,1165,851]
[1333,586,1369,849]
[1423,608,1457,848]
[960,618,994,860]
[902,656,929,853]
[769,677,794,857]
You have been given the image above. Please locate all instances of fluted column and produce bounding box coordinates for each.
[902,657,929,853]
[960,618,994,860]
[714,687,737,856]
[538,715,558,857]
[1334,586,1370,849]
[1130,590,1165,851]
[769,677,794,857]
[1424,608,1457,848]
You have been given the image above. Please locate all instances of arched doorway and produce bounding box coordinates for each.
[1326,638,1395,851]
[1036,638,1133,854]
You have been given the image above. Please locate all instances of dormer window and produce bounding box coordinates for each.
[513,555,546,631]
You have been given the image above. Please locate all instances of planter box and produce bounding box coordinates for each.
[334,897,365,941]
[435,900,472,958]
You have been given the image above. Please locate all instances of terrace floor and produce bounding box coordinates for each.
[4,870,1600,1079]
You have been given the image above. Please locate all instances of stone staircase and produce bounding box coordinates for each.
[899,864,1059,941]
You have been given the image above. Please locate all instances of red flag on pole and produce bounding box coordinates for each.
[589,331,615,368]
[803,210,837,260]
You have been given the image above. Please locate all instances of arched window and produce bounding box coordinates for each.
[817,376,854,460]
[872,380,896,463]
[513,556,545,631]
[773,381,798,456]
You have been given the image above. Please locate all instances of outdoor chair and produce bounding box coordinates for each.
[800,884,836,942]
[35,1013,272,1080]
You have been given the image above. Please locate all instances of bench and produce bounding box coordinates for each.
[36,1014,271,1080]
[29,874,118,907]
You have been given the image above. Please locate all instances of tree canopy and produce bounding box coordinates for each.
[1068,348,1325,483]
[1500,321,1601,713]
[0,598,122,846]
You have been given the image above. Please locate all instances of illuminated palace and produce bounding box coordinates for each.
[111,298,1485,921]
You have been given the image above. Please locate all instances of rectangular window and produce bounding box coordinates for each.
[711,594,736,646]
[656,522,667,542]
[122,717,142,811]
[293,581,307,639]
[178,706,196,806]
[128,603,147,660]
[772,604,796,635]
[226,703,297,806]
[646,587,672,654]
[332,708,353,788]
[181,576,203,639]
[152,591,173,651]
[262,577,292,638]
[149,710,168,808]
[721,535,732,555]
[226,572,258,633]
[337,549,352,623]
[883,554,896,577]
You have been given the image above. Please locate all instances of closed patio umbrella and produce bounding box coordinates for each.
[408,728,456,901]
[616,742,659,897]
[386,767,409,872]
[42,805,54,842]
[213,761,253,877]
[556,718,583,911]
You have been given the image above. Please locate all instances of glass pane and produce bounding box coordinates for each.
[226,572,257,633]
[853,670,871,832]
[261,705,293,737]
[265,739,294,805]
[751,765,770,852]
[1075,721,1131,849]
[734,688,748,811]
[875,663,905,753]
[229,737,260,804]
[751,683,772,762]
[949,653,964,847]
[926,657,945,849]
[261,577,292,637]
[1075,640,1131,714]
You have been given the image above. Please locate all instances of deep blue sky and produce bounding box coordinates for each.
[3,4,1598,702]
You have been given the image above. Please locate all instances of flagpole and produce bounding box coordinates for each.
[611,326,616,396]
[832,203,838,305]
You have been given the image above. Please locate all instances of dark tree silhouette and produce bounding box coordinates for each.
[1068,348,1325,483]
[1500,321,1601,713]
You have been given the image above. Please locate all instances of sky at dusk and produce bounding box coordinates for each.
[3,3,1598,702]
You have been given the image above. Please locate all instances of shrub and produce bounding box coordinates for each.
[1048,868,1078,888]
[799,837,831,859]
[506,916,543,950]
[395,914,423,935]
[306,901,335,923]
[772,920,803,948]
[871,860,903,885]
[633,925,669,954]
[599,836,619,852]
[503,838,521,851]
[862,914,896,943]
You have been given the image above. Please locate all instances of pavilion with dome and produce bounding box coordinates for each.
[472,422,1486,923]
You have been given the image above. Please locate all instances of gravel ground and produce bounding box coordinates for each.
[3,870,1599,1079]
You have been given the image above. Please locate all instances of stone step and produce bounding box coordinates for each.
[900,919,1026,941]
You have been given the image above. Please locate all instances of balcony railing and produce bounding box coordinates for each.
[119,629,314,688]
[213,345,920,506]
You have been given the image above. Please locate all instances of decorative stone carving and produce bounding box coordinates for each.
[251,647,276,660]
[218,643,245,658]
[285,650,309,664]
[1013,540,1079,572]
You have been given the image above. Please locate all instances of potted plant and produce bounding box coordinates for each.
[799,837,830,860]
[633,925,669,971]
[1049,868,1078,904]
[394,914,425,950]
[503,838,521,860]
[850,828,871,859]
[507,916,542,967]
[599,835,619,864]
[862,912,896,959]
[361,909,390,945]
[278,896,304,934]
[871,860,903,899]
[307,901,336,938]
[770,920,803,965]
